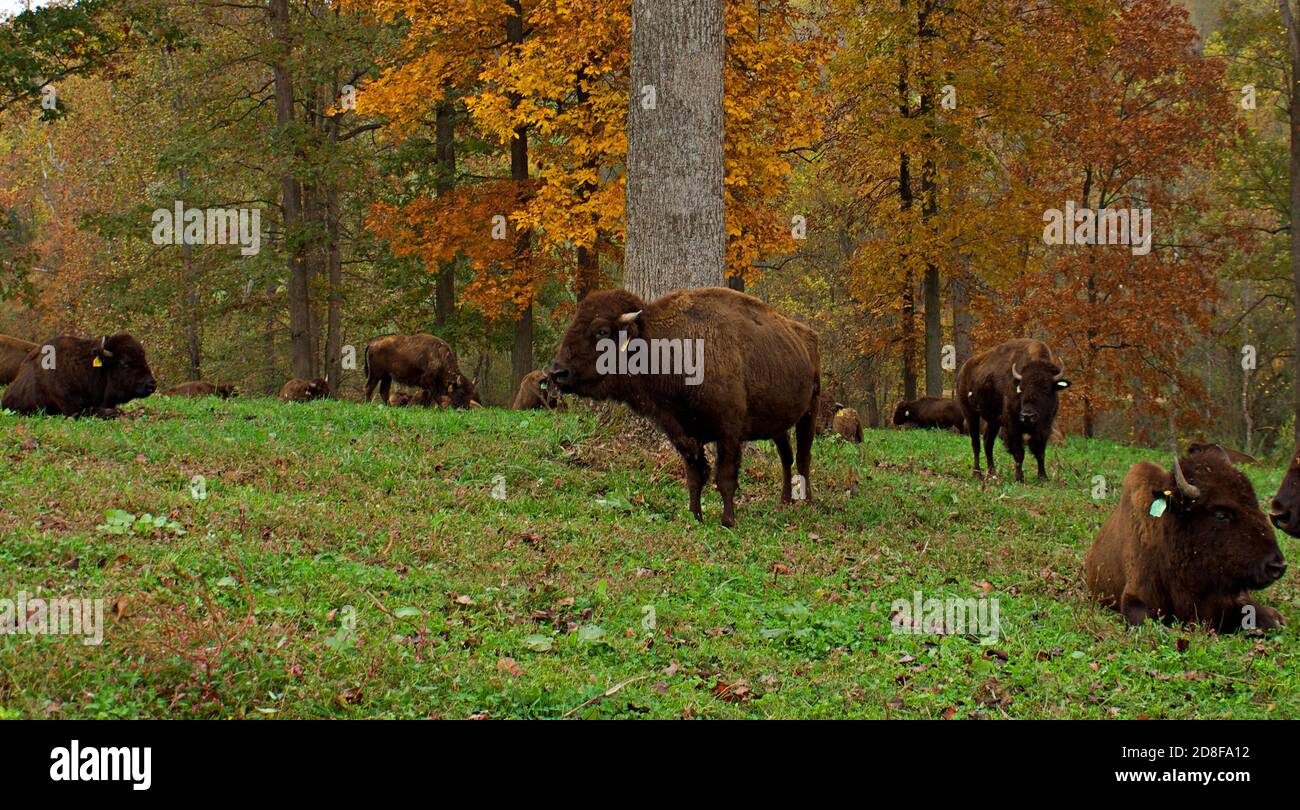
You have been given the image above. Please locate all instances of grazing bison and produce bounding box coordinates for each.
[893,396,966,432]
[1085,447,1286,632]
[2,334,156,416]
[512,370,565,411]
[550,287,820,528]
[1269,445,1300,537]
[0,334,37,386]
[167,381,236,398]
[957,338,1069,481]
[387,390,419,407]
[833,407,863,443]
[363,334,481,408]
[279,377,330,402]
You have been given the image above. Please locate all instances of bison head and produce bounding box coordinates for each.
[1011,358,1068,430]
[445,372,481,409]
[1270,448,1300,537]
[216,384,237,399]
[550,289,646,399]
[307,378,330,399]
[1159,447,1286,591]
[892,401,911,426]
[97,334,156,406]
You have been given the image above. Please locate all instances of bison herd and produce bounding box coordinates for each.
[0,285,1292,634]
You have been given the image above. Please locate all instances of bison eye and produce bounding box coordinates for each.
[595,326,611,340]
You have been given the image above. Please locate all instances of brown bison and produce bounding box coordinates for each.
[512,370,565,411]
[279,377,330,402]
[832,407,863,443]
[167,381,236,398]
[363,334,481,408]
[387,390,420,407]
[1085,447,1286,632]
[893,396,966,432]
[2,334,156,416]
[1269,444,1300,537]
[957,338,1069,481]
[550,287,820,528]
[0,334,36,386]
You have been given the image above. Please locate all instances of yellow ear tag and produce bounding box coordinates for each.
[92,357,103,368]
[447,384,454,393]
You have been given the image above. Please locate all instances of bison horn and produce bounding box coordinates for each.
[618,310,642,325]
[99,336,113,358]
[1171,456,1200,500]
[1011,363,1022,381]
[1053,358,1065,381]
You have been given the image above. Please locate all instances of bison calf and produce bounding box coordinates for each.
[832,407,863,443]
[550,287,819,528]
[1085,447,1286,632]
[364,334,481,408]
[2,334,156,416]
[280,377,330,402]
[893,396,965,432]
[0,334,37,386]
[167,381,236,398]
[512,370,565,411]
[957,338,1069,482]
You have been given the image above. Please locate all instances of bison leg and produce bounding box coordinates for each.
[364,371,380,403]
[1005,430,1026,483]
[968,415,983,479]
[716,436,742,529]
[378,375,393,406]
[671,440,709,522]
[1028,435,1048,481]
[982,420,999,479]
[773,431,794,503]
[795,409,814,503]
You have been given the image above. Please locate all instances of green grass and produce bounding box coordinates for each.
[0,395,1296,719]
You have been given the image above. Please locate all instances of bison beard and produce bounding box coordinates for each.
[2,334,156,417]
[550,287,820,528]
[0,334,37,386]
[1085,447,1286,632]
[956,338,1069,482]
[363,334,481,408]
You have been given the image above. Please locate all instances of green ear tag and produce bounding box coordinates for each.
[1148,497,1167,518]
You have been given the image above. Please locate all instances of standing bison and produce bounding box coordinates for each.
[893,396,966,432]
[1085,447,1286,632]
[2,334,156,416]
[363,334,481,408]
[957,338,1069,481]
[279,377,330,402]
[512,370,564,410]
[0,334,36,386]
[550,287,820,528]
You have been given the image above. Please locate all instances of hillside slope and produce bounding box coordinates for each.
[0,396,1295,718]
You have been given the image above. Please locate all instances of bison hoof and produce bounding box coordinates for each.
[721,515,736,529]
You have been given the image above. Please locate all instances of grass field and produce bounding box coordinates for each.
[0,395,1296,719]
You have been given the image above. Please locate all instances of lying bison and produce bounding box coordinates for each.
[957,338,1068,481]
[1269,445,1300,537]
[512,370,565,411]
[832,407,863,443]
[893,396,965,432]
[167,381,236,398]
[279,377,330,402]
[550,287,820,528]
[364,334,481,408]
[2,334,156,416]
[1085,446,1286,632]
[0,334,36,386]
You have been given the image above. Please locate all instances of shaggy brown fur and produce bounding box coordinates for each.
[2,334,156,416]
[363,334,480,408]
[512,370,565,410]
[1085,448,1286,632]
[893,396,966,432]
[551,287,819,527]
[832,407,863,443]
[167,381,236,398]
[279,377,330,402]
[0,334,36,386]
[957,338,1069,482]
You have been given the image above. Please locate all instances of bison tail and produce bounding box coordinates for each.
[363,343,370,378]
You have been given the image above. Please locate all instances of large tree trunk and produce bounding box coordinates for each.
[271,0,313,380]
[434,93,457,325]
[323,78,344,395]
[508,2,533,391]
[624,0,725,300]
[1287,0,1300,445]
[951,260,973,374]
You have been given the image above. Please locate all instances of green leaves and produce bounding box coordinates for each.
[95,508,186,538]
